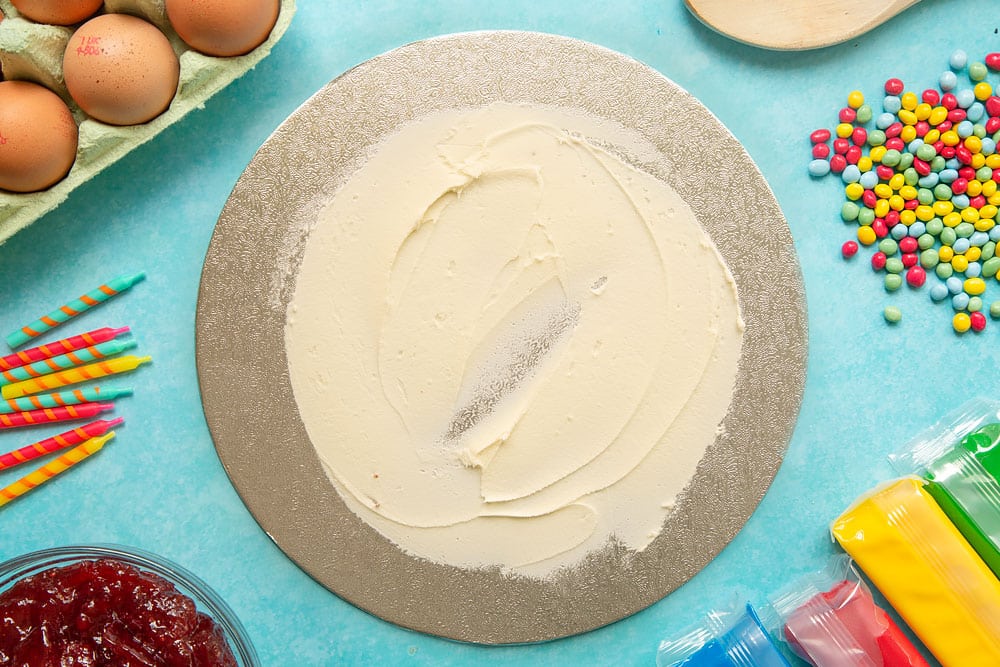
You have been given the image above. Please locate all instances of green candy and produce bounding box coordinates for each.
[885,274,903,291]
[937,263,955,279]
[977,166,994,182]
[917,144,937,161]
[931,156,947,172]
[956,222,975,238]
[991,301,1000,319]
[969,296,984,312]
[983,256,1000,279]
[856,104,873,124]
[898,153,915,171]
[970,62,988,81]
[868,130,886,146]
[920,248,940,268]
[858,208,876,225]
[882,150,902,167]
[926,218,944,235]
[842,201,860,221]
[934,183,954,200]
[903,167,919,186]
[883,305,902,323]
[885,257,904,274]
[879,238,899,256]
[983,241,996,261]
[974,124,987,139]
[917,188,935,205]
[941,227,958,246]
[918,233,936,250]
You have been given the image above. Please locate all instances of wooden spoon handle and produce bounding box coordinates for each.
[684,0,923,51]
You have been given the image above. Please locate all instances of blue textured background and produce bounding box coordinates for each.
[0,1,995,664]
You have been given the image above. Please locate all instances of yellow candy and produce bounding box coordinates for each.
[929,106,948,125]
[857,225,876,245]
[899,209,916,225]
[847,90,864,109]
[874,199,890,218]
[966,247,982,262]
[900,125,917,142]
[899,185,918,201]
[983,180,998,197]
[972,153,986,170]
[836,123,854,138]
[939,246,955,262]
[952,255,969,272]
[888,173,905,191]
[975,81,993,101]
[898,109,918,125]
[857,156,873,173]
[874,183,893,199]
[962,207,980,222]
[967,180,983,197]
[870,145,887,163]
[965,277,987,295]
[932,200,954,217]
[975,218,996,232]
[900,91,918,110]
[915,205,935,222]
[941,130,961,146]
[943,212,962,227]
[991,193,1000,207]
[923,129,941,144]
[914,102,932,121]
[831,478,1000,664]
[987,154,1000,169]
[980,204,997,219]
[845,183,864,200]
[889,194,905,211]
[954,312,972,333]
[966,136,983,154]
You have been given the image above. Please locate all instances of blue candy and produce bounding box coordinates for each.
[967,262,982,278]
[971,231,990,247]
[953,237,971,254]
[957,120,975,138]
[990,226,1000,242]
[877,112,896,130]
[939,168,959,184]
[808,159,831,177]
[884,95,902,113]
[891,224,908,240]
[908,221,927,237]
[918,173,940,188]
[947,276,964,294]
[956,89,975,108]
[967,102,985,123]
[859,171,879,189]
[940,71,958,91]
[841,165,861,184]
[950,50,968,70]
[930,283,950,301]
[953,194,970,209]
[953,292,971,310]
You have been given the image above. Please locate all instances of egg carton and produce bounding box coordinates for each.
[0,0,296,244]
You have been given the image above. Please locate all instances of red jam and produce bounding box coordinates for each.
[0,558,238,666]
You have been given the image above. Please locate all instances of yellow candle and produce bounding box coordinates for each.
[831,477,1000,665]
[0,432,114,507]
[0,355,151,399]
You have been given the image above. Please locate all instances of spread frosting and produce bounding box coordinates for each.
[284,103,744,577]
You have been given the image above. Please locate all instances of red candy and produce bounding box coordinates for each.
[842,240,859,258]
[970,194,986,209]
[885,137,905,151]
[846,145,862,164]
[813,143,831,159]
[810,128,832,144]
[899,237,918,254]
[906,265,926,287]
[987,53,1000,71]
[971,311,987,332]
[932,140,945,154]
[952,178,969,195]
[885,210,900,227]
[986,96,1000,117]
[941,146,957,159]
[948,108,967,123]
[942,93,958,110]
[914,158,932,176]
[937,120,953,132]
[994,168,1000,184]
[901,252,918,268]
[872,218,888,238]
[0,559,238,667]
[852,126,868,146]
[833,138,850,154]
[922,89,940,105]
[863,190,878,208]
[956,146,973,165]
[876,165,895,180]
[871,251,887,271]
[840,107,857,123]
[987,117,1000,134]
[830,154,847,173]
[885,78,905,95]
[959,166,976,180]
[915,121,930,137]
[904,198,919,210]
[885,122,903,138]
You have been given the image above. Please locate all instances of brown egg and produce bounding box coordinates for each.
[0,80,79,193]
[63,14,179,126]
[166,0,279,57]
[10,0,103,26]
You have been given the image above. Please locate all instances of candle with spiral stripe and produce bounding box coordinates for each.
[0,339,137,385]
[5,272,145,349]
[0,432,114,507]
[0,403,113,429]
[0,386,132,414]
[1,356,151,399]
[0,326,130,371]
[0,418,122,470]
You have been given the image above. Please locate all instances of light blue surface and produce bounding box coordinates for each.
[0,1,992,664]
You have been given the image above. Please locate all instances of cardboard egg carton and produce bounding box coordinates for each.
[0,0,296,244]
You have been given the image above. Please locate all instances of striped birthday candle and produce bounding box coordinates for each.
[1,356,151,399]
[0,339,137,385]
[5,272,145,349]
[0,418,122,470]
[0,403,113,429]
[0,386,132,414]
[0,432,114,507]
[0,326,129,371]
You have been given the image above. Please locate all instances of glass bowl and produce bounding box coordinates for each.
[0,544,259,666]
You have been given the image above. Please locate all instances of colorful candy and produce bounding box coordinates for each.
[0,418,122,470]
[0,403,113,429]
[810,50,1000,334]
[0,386,132,414]
[5,272,145,349]
[0,355,151,400]
[0,326,129,371]
[0,432,114,508]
